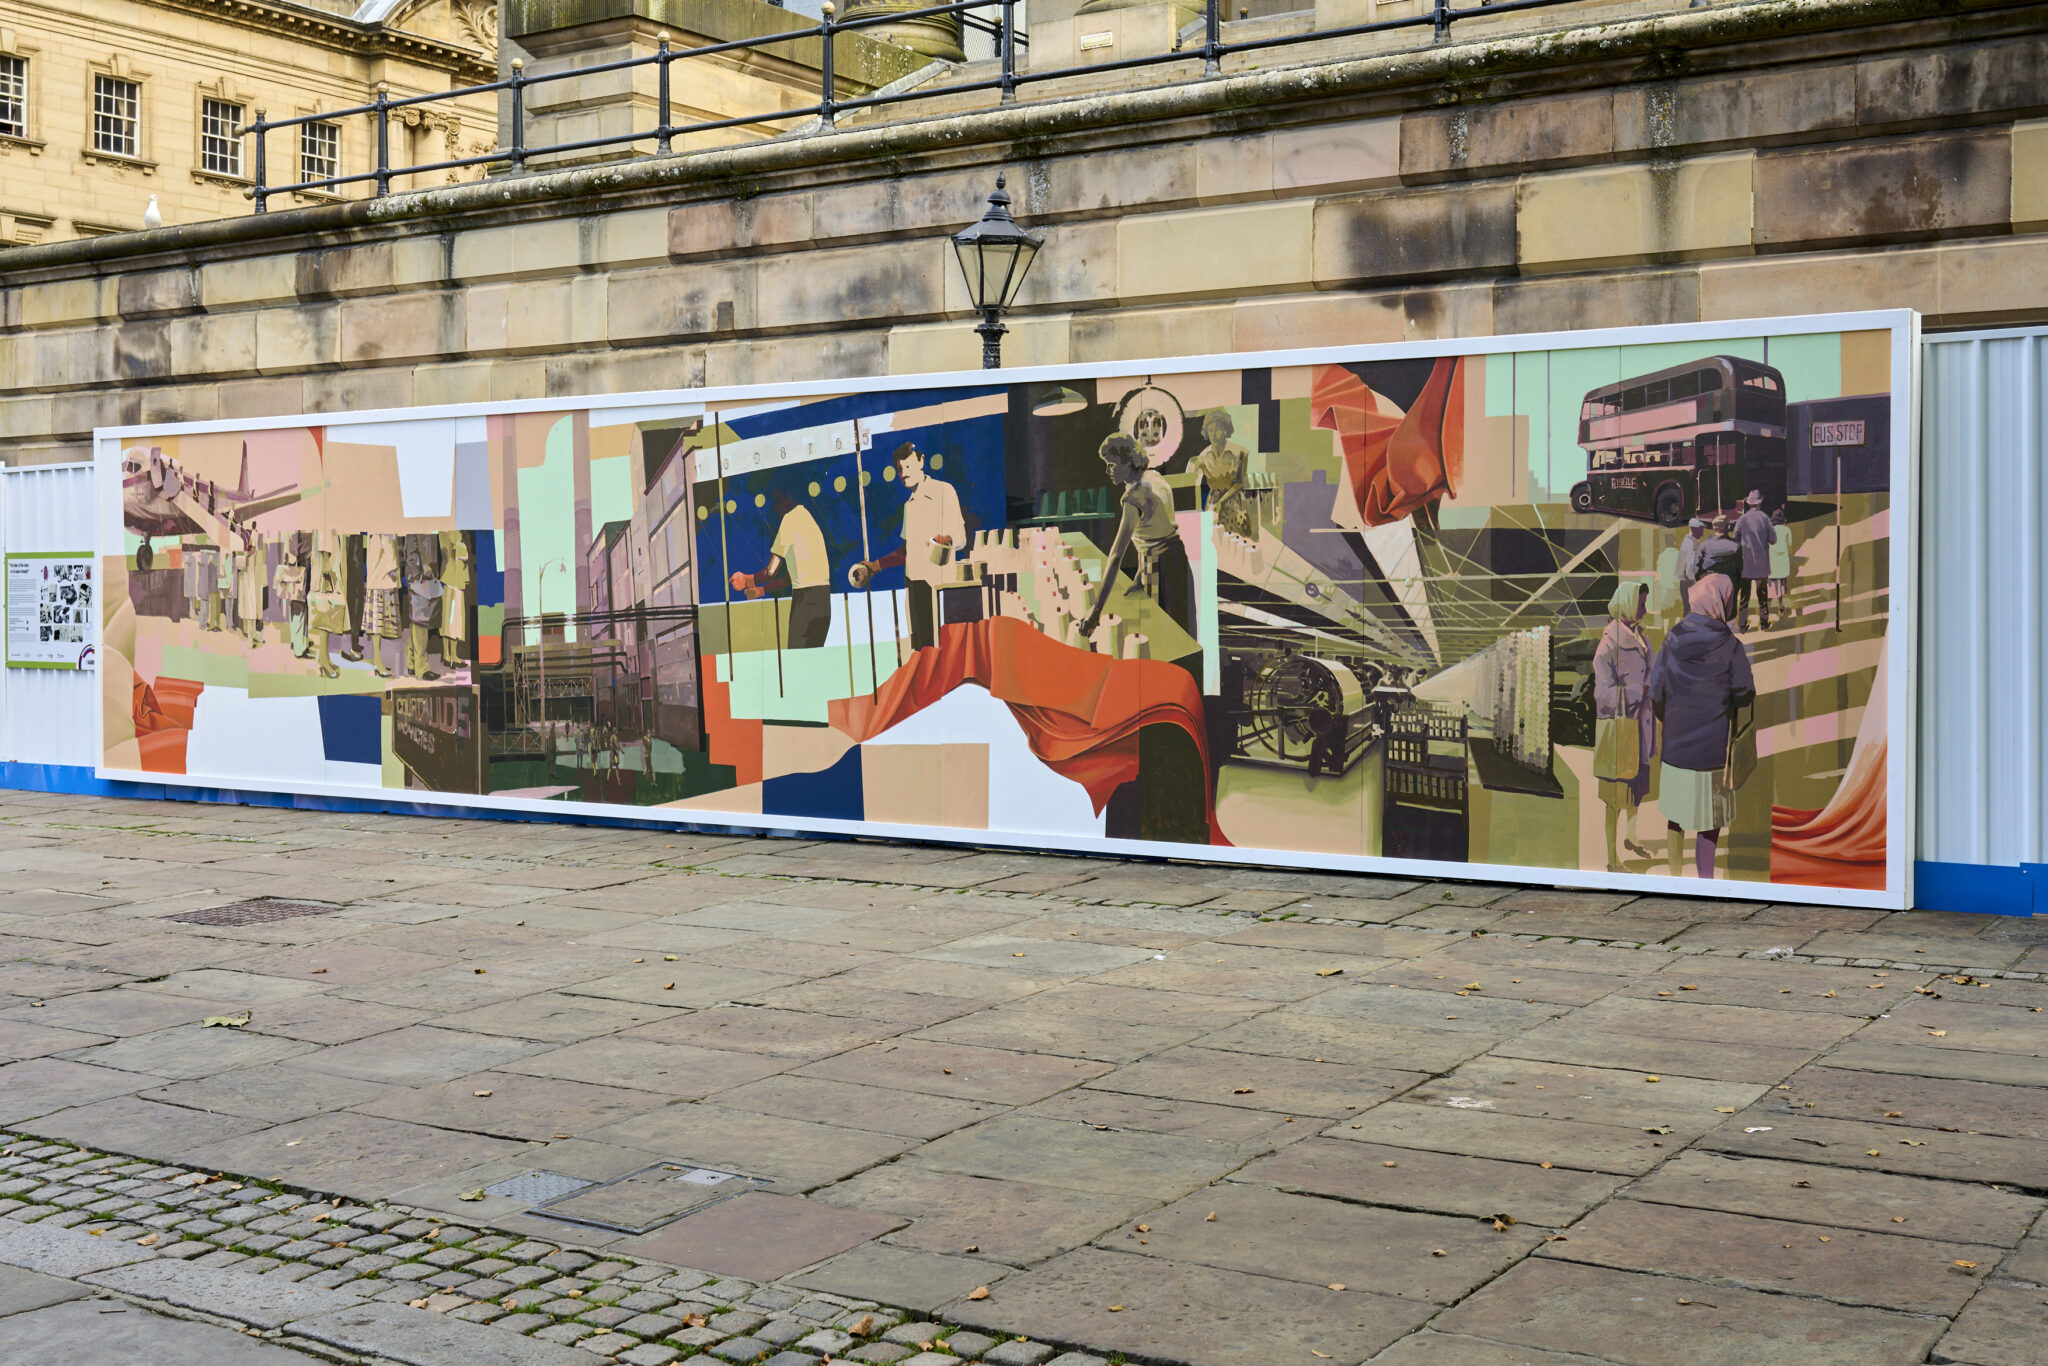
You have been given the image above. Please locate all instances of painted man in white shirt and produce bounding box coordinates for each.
[853,442,966,651]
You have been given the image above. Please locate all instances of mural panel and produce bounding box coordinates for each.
[97,316,1914,904]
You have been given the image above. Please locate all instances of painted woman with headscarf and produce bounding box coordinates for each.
[1593,581,1657,871]
[1649,574,1755,879]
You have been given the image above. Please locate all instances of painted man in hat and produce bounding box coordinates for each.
[1733,489,1774,631]
[1675,517,1707,612]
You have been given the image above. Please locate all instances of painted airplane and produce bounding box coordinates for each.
[122,443,309,570]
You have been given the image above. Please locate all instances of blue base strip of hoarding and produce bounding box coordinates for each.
[1912,860,2044,918]
[0,763,783,839]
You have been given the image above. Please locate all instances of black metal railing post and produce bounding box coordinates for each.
[373,82,392,197]
[509,57,529,171]
[656,32,674,154]
[1204,0,1221,76]
[1000,0,1018,104]
[1434,0,1451,41]
[249,108,268,213]
[819,2,838,129]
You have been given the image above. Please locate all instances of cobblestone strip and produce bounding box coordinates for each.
[0,1136,1101,1366]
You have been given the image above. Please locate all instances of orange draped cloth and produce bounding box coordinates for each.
[133,676,204,774]
[1312,357,1466,527]
[831,616,1226,845]
[1770,738,1887,890]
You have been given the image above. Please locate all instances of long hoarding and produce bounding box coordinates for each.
[95,312,1918,906]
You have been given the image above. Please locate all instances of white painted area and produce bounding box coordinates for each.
[184,690,329,784]
[327,418,457,518]
[324,760,385,788]
[865,682,1107,841]
[589,403,705,429]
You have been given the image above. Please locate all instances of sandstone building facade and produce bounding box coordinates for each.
[0,0,499,246]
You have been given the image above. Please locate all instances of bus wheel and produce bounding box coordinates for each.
[1570,483,1594,514]
[1654,486,1686,527]
[135,541,154,572]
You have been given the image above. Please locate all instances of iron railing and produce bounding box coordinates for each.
[238,0,1584,213]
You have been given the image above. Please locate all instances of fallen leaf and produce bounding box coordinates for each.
[1382,1161,1398,1168]
[1681,985,1698,991]
[944,1069,954,1075]
[967,1287,990,1301]
[965,1245,979,1253]
[1954,1260,1978,1270]
[1430,1249,1447,1257]
[89,1229,102,1237]
[1206,1212,1216,1222]
[1539,1162,1554,1170]
[1867,1150,1882,1157]
[1107,1304,1123,1312]
[1312,1353,1333,1360]
[1544,1234,1568,1243]
[1714,1107,1736,1113]
[1821,990,1836,998]
[1929,1030,1947,1037]
[473,1090,493,1098]
[1657,990,1675,997]
[1819,1236,1831,1243]
[1233,1087,1256,1095]
[1327,1282,1345,1291]
[1013,953,1026,958]
[1645,1076,1661,1084]
[664,955,678,961]
[309,968,327,974]
[201,1011,252,1028]
[1136,1224,1151,1233]
[458,1189,486,1202]
[1464,983,1483,991]
[663,982,675,990]
[634,958,645,964]
[849,1314,875,1337]
[139,1234,158,1246]
[1315,968,1344,977]
[1643,1126,1674,1135]
[1893,1217,1907,1223]
[1899,1139,1926,1147]
[683,1314,707,1328]
[473,968,486,975]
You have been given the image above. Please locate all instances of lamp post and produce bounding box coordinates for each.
[951,174,1043,370]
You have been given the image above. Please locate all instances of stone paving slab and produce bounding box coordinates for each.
[952,1244,1434,1365]
[291,1299,600,1365]
[0,1218,157,1278]
[1237,1137,1627,1227]
[83,1258,365,1328]
[1625,1150,2045,1246]
[1543,1198,2001,1314]
[1435,1259,1947,1365]
[0,1298,332,1364]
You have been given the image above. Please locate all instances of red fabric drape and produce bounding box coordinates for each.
[133,676,204,774]
[830,616,1227,845]
[1771,739,1886,889]
[1312,357,1466,527]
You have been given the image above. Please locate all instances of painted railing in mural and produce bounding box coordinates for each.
[235,0,1587,212]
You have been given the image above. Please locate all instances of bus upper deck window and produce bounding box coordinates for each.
[1644,379,1668,406]
[1670,371,1699,401]
[1742,373,1780,391]
[1696,368,1722,391]
[1621,387,1645,412]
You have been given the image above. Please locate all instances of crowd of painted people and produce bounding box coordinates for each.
[1591,491,1796,879]
[179,530,474,683]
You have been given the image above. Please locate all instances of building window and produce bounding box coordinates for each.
[92,74,140,157]
[200,97,243,176]
[300,120,338,185]
[0,57,26,139]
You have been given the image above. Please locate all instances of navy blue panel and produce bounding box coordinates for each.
[316,694,383,765]
[473,530,504,607]
[724,387,1006,441]
[1912,860,2040,918]
[761,744,864,823]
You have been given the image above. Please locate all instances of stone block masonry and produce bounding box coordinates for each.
[2,0,2047,466]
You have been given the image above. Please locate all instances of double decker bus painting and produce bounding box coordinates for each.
[1573,355,1790,525]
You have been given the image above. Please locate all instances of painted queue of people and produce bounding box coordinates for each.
[181,531,472,683]
[1595,543,1766,879]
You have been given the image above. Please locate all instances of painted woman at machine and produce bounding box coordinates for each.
[1648,575,1755,879]
[1592,581,1657,872]
[1081,433,1193,642]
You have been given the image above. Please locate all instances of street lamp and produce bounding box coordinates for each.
[952,174,1043,370]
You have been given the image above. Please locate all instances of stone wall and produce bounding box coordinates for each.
[1,0,2045,466]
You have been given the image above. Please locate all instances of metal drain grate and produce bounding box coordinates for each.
[167,898,343,927]
[482,1171,596,1204]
